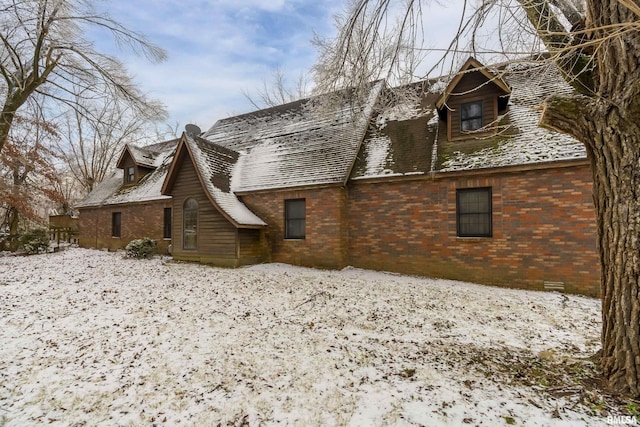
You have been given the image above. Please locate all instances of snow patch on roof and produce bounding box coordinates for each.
[363,135,391,177]
[186,135,266,227]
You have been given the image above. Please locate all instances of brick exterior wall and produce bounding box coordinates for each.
[78,163,600,296]
[347,163,600,296]
[241,186,348,269]
[79,199,173,254]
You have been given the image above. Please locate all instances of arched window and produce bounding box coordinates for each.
[183,198,198,250]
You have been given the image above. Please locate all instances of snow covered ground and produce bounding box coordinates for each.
[0,248,622,426]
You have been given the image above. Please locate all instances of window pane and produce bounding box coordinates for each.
[461,102,482,119]
[287,219,305,239]
[461,118,483,131]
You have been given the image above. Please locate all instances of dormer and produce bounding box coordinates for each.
[116,144,159,186]
[436,57,511,141]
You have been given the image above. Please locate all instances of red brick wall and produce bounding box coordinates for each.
[347,164,601,296]
[241,187,348,269]
[79,199,173,254]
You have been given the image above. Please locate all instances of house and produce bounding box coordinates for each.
[76,139,178,253]
[78,58,600,296]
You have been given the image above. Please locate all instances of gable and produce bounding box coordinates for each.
[435,57,510,109]
[162,135,266,228]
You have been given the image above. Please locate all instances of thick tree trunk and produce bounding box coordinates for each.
[541,96,640,397]
[534,0,640,399]
[590,106,640,397]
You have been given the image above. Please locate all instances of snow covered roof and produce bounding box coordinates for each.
[166,134,266,227]
[351,61,587,180]
[77,139,178,208]
[201,81,384,192]
[116,143,168,169]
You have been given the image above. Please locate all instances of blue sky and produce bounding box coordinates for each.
[91,1,465,132]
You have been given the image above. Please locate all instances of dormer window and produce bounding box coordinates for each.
[435,57,511,141]
[460,101,483,132]
[126,166,135,183]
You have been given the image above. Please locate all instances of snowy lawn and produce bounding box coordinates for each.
[0,248,630,426]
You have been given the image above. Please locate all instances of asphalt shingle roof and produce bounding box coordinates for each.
[201,82,384,192]
[351,61,587,180]
[77,139,178,208]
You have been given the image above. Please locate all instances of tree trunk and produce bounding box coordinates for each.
[541,95,640,397]
[7,206,20,251]
[0,104,17,154]
[590,105,640,397]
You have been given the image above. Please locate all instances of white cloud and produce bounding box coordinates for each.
[90,0,342,129]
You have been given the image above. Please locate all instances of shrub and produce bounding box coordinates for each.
[125,237,157,259]
[18,228,50,255]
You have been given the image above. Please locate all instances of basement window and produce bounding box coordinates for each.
[456,188,492,237]
[285,199,306,239]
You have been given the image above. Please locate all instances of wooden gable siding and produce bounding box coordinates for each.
[447,72,500,140]
[170,152,238,264]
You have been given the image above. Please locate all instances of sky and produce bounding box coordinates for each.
[90,1,466,134]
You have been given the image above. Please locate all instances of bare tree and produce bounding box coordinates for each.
[56,94,155,194]
[0,0,167,155]
[320,0,640,397]
[313,0,427,95]
[243,67,311,109]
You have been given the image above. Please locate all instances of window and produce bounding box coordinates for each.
[112,212,122,237]
[163,207,172,239]
[126,166,135,183]
[457,188,492,237]
[285,199,306,239]
[460,101,483,132]
[183,198,198,249]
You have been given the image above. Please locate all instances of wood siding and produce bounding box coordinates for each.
[447,72,501,140]
[170,153,238,263]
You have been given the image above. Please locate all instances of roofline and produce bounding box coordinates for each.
[235,181,344,196]
[349,158,590,185]
[76,196,171,210]
[435,57,511,109]
[160,135,187,196]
